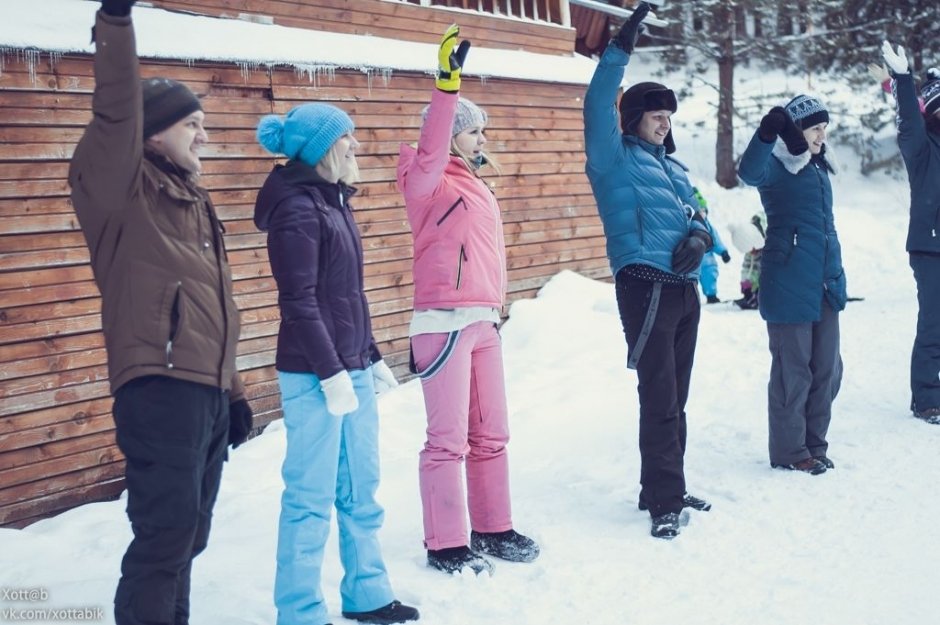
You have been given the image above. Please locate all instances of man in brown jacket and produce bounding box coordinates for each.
[68,1,253,623]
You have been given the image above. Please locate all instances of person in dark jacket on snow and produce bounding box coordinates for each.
[738,95,847,476]
[68,2,252,623]
[583,2,714,540]
[254,104,418,625]
[882,41,940,425]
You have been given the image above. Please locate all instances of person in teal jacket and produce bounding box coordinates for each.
[882,41,940,425]
[584,2,713,540]
[738,95,847,476]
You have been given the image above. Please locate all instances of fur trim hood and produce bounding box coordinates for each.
[771,140,837,175]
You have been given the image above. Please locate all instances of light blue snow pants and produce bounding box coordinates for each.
[274,369,394,625]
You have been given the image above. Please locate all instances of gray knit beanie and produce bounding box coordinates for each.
[422,97,488,136]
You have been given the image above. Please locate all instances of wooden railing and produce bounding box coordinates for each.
[393,0,571,27]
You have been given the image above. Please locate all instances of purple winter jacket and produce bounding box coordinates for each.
[254,161,381,379]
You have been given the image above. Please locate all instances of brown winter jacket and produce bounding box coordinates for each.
[68,11,244,401]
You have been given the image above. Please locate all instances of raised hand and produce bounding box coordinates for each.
[882,40,909,75]
[436,24,471,93]
[615,2,650,53]
[779,113,809,155]
[100,0,136,17]
[757,107,789,143]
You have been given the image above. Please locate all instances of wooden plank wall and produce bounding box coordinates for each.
[150,0,575,56]
[0,22,607,530]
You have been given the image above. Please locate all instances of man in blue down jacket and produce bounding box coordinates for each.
[882,41,940,425]
[584,2,714,540]
[738,95,847,476]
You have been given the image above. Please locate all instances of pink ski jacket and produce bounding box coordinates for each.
[397,89,507,310]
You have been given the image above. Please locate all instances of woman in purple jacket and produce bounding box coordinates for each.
[255,103,418,625]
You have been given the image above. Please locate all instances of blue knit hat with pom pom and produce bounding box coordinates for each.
[256,103,354,166]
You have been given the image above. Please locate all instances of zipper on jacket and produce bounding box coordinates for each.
[437,197,467,226]
[456,245,467,289]
[166,282,182,369]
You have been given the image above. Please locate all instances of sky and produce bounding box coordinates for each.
[1,2,937,625]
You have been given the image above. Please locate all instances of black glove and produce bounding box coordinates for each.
[672,230,712,275]
[757,107,789,143]
[100,0,136,17]
[228,398,253,449]
[721,251,731,264]
[779,114,809,155]
[615,2,650,53]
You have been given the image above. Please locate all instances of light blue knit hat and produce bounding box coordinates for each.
[256,103,354,166]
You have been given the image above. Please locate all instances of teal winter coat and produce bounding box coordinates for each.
[737,134,847,324]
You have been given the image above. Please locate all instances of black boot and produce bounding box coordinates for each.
[705,295,721,304]
[342,600,419,624]
[650,510,690,539]
[427,546,494,576]
[771,457,828,475]
[470,529,540,563]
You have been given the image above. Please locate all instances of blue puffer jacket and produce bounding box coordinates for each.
[584,43,706,278]
[738,134,847,323]
[892,73,940,253]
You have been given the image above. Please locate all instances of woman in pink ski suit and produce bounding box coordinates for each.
[396,24,539,576]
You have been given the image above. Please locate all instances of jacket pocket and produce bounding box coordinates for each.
[455,245,468,289]
[437,196,467,226]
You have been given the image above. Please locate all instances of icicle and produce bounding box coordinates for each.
[380,67,393,87]
[23,49,40,85]
[364,68,373,95]
[237,60,260,83]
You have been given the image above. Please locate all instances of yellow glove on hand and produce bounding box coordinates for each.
[436,23,471,93]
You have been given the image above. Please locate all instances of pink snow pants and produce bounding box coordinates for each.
[411,321,513,550]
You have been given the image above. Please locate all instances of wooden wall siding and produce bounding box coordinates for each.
[0,49,606,528]
[149,0,576,56]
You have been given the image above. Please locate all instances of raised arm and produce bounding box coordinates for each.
[883,41,930,163]
[68,1,143,242]
[583,3,650,171]
[401,24,469,201]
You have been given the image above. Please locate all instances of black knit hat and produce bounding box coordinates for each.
[921,68,940,117]
[619,81,678,153]
[784,94,829,130]
[142,78,202,139]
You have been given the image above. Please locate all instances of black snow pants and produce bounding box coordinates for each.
[112,375,230,625]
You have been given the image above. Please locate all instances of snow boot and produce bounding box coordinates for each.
[639,492,711,512]
[649,510,690,539]
[771,457,827,475]
[427,546,494,576]
[705,295,721,304]
[813,456,835,469]
[913,407,940,425]
[470,529,540,563]
[342,600,419,625]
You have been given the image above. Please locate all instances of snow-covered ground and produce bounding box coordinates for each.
[2,4,937,625]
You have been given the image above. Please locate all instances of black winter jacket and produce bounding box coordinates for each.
[254,161,380,379]
[894,73,940,253]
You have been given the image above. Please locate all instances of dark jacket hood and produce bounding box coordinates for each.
[253,160,356,231]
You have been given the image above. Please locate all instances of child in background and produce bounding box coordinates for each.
[728,211,767,310]
[693,187,731,304]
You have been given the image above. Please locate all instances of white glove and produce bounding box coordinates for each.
[882,40,909,75]
[320,370,358,416]
[371,360,399,394]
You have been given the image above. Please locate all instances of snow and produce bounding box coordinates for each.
[0,0,598,85]
[1,4,936,625]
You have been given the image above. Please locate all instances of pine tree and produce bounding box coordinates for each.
[645,0,833,188]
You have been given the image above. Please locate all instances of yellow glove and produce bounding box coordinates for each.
[436,23,471,93]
